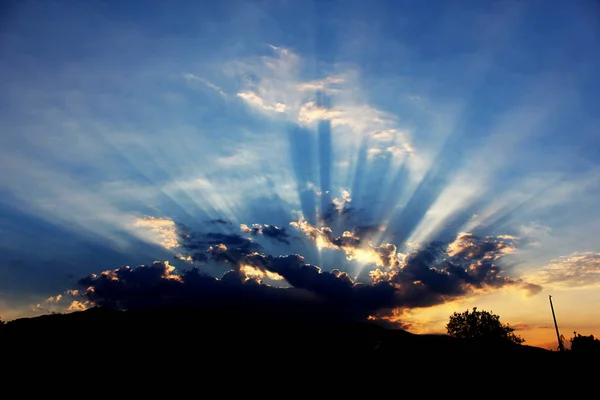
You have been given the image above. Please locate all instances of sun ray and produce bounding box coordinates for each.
[2,2,600,349]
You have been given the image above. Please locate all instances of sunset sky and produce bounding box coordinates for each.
[1,0,599,350]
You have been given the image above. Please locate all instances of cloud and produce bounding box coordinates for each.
[42,215,541,326]
[290,218,401,268]
[46,294,63,303]
[206,238,261,267]
[67,300,89,312]
[231,45,415,159]
[290,219,539,304]
[520,282,544,297]
[296,76,344,92]
[35,293,92,315]
[58,228,534,322]
[271,223,537,306]
[446,232,517,260]
[240,264,284,281]
[183,231,263,267]
[525,252,600,289]
[297,102,344,125]
[77,261,245,310]
[367,308,412,330]
[133,217,181,250]
[210,218,231,225]
[53,260,389,321]
[244,253,397,312]
[240,223,290,244]
[331,189,352,212]
[131,217,265,265]
[237,92,287,113]
[516,222,552,247]
[183,73,226,97]
[296,103,414,160]
[385,241,525,308]
[215,148,262,168]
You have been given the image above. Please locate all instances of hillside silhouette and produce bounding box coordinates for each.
[1,305,573,364]
[4,304,598,394]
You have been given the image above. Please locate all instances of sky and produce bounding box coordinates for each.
[1,0,599,350]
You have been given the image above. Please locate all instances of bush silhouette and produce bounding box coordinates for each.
[446,307,524,344]
[570,332,600,353]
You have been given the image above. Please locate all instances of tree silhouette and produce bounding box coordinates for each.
[446,307,524,344]
[570,332,600,353]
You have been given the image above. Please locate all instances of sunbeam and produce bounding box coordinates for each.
[1,0,600,351]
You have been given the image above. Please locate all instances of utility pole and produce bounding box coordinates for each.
[549,295,565,352]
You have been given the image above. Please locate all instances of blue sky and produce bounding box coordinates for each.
[1,0,599,348]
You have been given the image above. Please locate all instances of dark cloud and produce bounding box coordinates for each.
[68,233,536,323]
[56,219,541,327]
[353,225,385,240]
[521,282,543,296]
[290,220,362,249]
[210,218,231,225]
[176,229,262,265]
[205,232,261,250]
[240,223,291,244]
[373,243,400,268]
[72,261,378,322]
[243,253,397,314]
[387,254,502,308]
[446,232,516,261]
[322,203,358,224]
[207,241,258,267]
[375,235,542,308]
[182,252,208,263]
[290,220,538,309]
[175,220,295,264]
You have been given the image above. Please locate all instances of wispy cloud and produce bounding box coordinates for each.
[237,91,287,113]
[232,45,416,163]
[183,73,227,97]
[525,252,600,289]
[296,76,344,92]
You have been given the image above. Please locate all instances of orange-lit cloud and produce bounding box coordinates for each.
[67,300,89,312]
[525,252,600,288]
[447,232,516,259]
[133,216,181,249]
[290,219,401,267]
[240,264,284,281]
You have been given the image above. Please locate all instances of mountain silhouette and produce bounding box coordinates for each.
[0,305,560,361]
[3,304,597,393]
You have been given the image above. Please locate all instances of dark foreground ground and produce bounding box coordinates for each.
[1,306,594,391]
